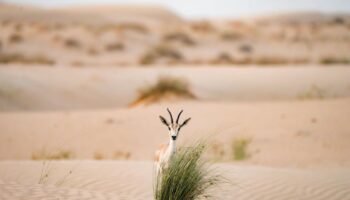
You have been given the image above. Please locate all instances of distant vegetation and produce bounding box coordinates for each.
[0,12,349,66]
[211,52,234,64]
[32,149,74,160]
[232,138,251,161]
[93,152,104,160]
[297,85,328,100]
[139,44,183,65]
[64,38,81,48]
[208,138,252,161]
[252,56,292,65]
[93,150,131,160]
[105,42,124,51]
[189,20,215,33]
[8,33,23,43]
[209,141,226,161]
[220,31,243,41]
[162,32,196,46]
[131,76,195,106]
[114,150,131,160]
[238,43,253,53]
[319,57,350,65]
[209,53,310,65]
[87,47,99,55]
[116,23,149,34]
[0,53,54,65]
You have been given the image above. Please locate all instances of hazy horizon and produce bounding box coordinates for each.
[2,0,350,19]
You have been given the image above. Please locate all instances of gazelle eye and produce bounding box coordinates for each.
[168,127,171,130]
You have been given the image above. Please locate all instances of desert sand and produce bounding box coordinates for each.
[1,2,350,200]
[1,66,350,198]
[0,96,350,166]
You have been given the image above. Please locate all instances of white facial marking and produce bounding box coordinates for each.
[168,124,180,138]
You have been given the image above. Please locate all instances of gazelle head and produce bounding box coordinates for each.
[159,108,191,141]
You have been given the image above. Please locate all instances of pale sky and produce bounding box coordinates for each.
[2,0,350,19]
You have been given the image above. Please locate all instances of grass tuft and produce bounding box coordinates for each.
[154,142,222,200]
[232,138,251,161]
[131,76,195,106]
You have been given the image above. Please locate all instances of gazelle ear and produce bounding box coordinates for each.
[180,117,191,128]
[159,115,169,126]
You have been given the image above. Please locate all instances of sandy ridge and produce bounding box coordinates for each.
[0,161,349,200]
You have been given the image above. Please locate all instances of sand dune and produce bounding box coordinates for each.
[0,161,349,200]
[55,5,181,22]
[1,3,349,66]
[254,12,350,23]
[0,3,179,24]
[1,66,350,111]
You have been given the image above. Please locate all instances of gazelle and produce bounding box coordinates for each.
[155,108,191,175]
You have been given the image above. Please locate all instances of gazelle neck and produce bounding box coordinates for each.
[168,137,176,154]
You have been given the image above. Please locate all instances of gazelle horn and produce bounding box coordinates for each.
[176,110,183,124]
[167,108,173,124]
